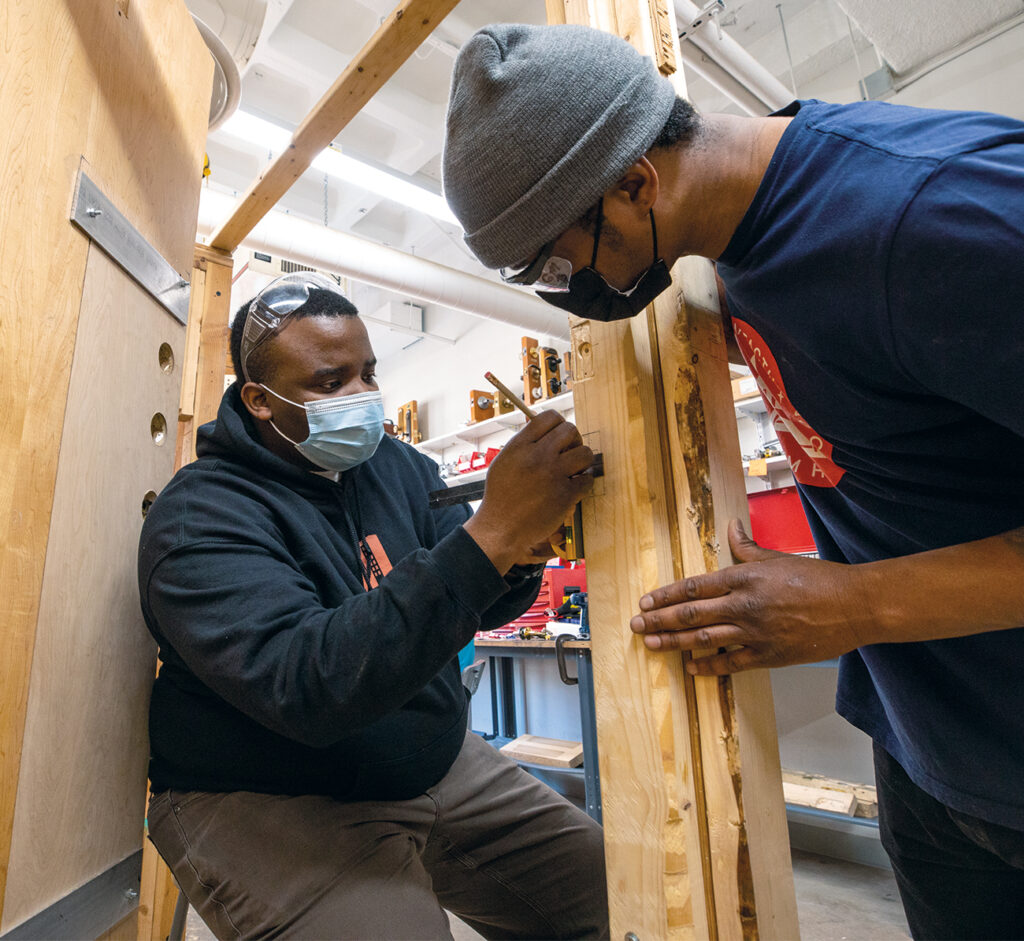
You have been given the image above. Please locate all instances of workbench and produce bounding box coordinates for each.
[473,638,601,823]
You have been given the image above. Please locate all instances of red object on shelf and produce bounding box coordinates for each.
[456,452,481,474]
[544,562,586,607]
[747,487,816,554]
[503,562,588,630]
[471,447,500,470]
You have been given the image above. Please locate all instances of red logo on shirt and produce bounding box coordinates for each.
[732,318,845,488]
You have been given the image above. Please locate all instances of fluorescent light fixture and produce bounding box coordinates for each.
[217,110,460,226]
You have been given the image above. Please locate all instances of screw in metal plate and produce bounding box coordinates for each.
[85,208,103,217]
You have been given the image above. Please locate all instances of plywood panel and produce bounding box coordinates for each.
[2,248,185,930]
[0,0,210,922]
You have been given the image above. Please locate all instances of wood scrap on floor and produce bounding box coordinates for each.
[782,769,879,818]
[500,735,584,768]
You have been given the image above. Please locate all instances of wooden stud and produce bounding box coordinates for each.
[192,246,235,432]
[208,0,462,254]
[135,244,234,939]
[136,837,179,941]
[551,2,798,938]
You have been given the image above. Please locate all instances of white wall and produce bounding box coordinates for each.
[376,306,570,459]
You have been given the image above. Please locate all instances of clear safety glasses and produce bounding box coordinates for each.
[239,272,345,381]
[498,240,573,293]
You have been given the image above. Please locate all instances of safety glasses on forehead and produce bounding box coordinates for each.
[239,272,345,382]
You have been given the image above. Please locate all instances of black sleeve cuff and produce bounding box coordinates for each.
[429,525,510,616]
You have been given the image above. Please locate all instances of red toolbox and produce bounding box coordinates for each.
[747,487,816,554]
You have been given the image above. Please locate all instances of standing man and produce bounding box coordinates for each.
[442,23,1024,940]
[139,273,608,939]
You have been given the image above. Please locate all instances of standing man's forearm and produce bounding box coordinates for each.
[628,521,1024,675]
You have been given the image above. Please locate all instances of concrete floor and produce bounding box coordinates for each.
[184,847,910,940]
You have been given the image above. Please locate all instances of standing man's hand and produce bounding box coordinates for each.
[629,519,879,674]
[465,411,593,574]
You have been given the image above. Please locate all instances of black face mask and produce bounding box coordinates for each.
[538,201,672,322]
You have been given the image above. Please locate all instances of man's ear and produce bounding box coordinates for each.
[605,156,659,216]
[239,381,273,421]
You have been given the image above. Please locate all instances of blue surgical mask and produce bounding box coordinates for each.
[262,386,385,472]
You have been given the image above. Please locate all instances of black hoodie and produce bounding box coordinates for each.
[138,385,542,800]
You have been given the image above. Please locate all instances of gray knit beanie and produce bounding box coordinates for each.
[443,23,676,270]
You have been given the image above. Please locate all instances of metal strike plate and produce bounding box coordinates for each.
[71,171,190,324]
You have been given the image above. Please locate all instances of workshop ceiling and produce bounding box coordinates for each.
[188,0,1021,356]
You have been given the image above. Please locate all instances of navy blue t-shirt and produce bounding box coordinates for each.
[716,99,1024,830]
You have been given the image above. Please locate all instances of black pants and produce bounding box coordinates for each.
[874,743,1024,940]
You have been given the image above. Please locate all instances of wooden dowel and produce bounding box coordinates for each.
[484,371,537,420]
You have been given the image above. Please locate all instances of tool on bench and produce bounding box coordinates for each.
[570,592,589,639]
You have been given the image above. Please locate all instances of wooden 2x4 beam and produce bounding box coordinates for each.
[208,0,462,254]
[547,1,800,938]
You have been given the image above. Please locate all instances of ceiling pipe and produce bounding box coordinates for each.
[196,188,571,340]
[677,44,777,115]
[674,0,793,114]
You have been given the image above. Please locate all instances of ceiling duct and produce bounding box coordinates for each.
[191,16,242,130]
[674,0,793,114]
[186,0,298,129]
[197,189,570,340]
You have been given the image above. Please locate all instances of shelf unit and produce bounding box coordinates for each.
[742,455,790,473]
[734,394,768,416]
[424,392,791,487]
[441,465,488,487]
[415,390,575,455]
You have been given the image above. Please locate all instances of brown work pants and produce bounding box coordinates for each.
[147,730,608,940]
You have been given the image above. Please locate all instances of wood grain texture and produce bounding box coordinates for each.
[178,263,206,421]
[553,2,798,938]
[2,248,185,931]
[0,0,209,927]
[137,243,233,938]
[209,0,461,252]
[653,258,798,939]
[192,248,235,432]
[136,837,179,941]
[500,735,584,768]
[99,908,143,941]
[571,312,709,941]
